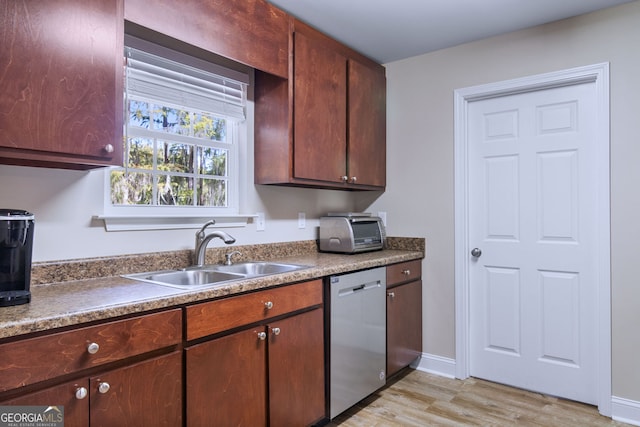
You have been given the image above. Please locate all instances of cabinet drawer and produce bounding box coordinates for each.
[387,260,422,287]
[186,280,323,340]
[0,309,182,392]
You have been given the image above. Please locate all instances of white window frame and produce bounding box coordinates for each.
[98,36,253,231]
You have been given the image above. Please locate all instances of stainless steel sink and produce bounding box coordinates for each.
[125,269,246,289]
[213,262,308,276]
[124,262,309,290]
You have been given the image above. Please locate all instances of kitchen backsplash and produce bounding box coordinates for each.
[31,237,425,285]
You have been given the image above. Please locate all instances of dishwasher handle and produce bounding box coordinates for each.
[337,280,381,297]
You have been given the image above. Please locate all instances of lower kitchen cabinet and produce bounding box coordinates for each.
[386,261,423,377]
[2,351,182,427]
[186,328,267,425]
[1,380,88,426]
[185,284,325,427]
[268,309,325,426]
[88,351,182,427]
[0,309,182,426]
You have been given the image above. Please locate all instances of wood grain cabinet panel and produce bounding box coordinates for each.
[255,19,387,190]
[124,0,289,78]
[387,259,422,285]
[186,279,322,340]
[185,281,325,426]
[186,328,267,426]
[268,308,325,426]
[89,351,182,427]
[0,309,182,392]
[348,59,386,188]
[293,30,347,184]
[1,380,89,427]
[2,352,182,427]
[386,261,423,377]
[0,0,123,168]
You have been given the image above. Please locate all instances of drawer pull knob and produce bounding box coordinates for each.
[87,342,100,354]
[340,175,348,182]
[264,301,273,310]
[104,143,114,153]
[402,269,411,276]
[272,327,281,336]
[388,292,395,298]
[257,331,267,341]
[75,387,88,400]
[98,382,110,394]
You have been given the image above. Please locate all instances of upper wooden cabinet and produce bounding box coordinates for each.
[255,20,386,190]
[124,0,289,78]
[348,58,387,188]
[292,30,348,185]
[0,0,123,169]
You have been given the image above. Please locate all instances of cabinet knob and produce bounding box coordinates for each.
[104,143,114,153]
[388,292,395,299]
[264,301,273,310]
[350,176,357,183]
[98,382,110,394]
[271,327,281,336]
[87,342,100,354]
[75,387,88,400]
[340,176,348,182]
[402,269,411,276]
[257,331,267,341]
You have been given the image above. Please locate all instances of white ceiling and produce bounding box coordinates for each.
[268,0,635,63]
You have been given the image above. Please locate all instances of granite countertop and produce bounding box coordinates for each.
[0,243,424,341]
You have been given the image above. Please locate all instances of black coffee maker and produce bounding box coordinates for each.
[0,209,35,306]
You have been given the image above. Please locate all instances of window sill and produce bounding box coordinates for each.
[94,214,257,232]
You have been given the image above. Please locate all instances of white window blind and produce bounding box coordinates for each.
[124,35,248,121]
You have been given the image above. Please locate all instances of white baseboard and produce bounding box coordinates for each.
[413,352,456,379]
[612,396,640,426]
[411,354,640,426]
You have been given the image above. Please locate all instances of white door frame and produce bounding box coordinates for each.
[454,63,611,415]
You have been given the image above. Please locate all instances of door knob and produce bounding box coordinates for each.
[471,248,482,257]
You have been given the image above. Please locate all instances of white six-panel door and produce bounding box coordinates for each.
[467,80,599,404]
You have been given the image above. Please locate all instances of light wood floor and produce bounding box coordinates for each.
[329,369,629,426]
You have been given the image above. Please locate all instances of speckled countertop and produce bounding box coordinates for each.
[0,238,424,340]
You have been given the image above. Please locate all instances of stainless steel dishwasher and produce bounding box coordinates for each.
[327,266,386,419]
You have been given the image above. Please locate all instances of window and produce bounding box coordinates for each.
[107,36,248,218]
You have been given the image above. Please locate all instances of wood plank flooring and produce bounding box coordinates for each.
[329,369,629,426]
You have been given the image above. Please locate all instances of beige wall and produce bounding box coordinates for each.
[362,0,640,401]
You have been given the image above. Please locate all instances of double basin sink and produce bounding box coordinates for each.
[124,261,309,290]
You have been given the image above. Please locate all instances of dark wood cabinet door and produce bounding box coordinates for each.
[1,380,89,427]
[0,0,123,168]
[186,328,267,427]
[387,280,423,377]
[268,308,325,426]
[348,59,386,188]
[90,351,182,427]
[293,30,347,184]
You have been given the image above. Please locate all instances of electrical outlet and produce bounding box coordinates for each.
[256,212,265,231]
[377,211,387,227]
[298,212,306,229]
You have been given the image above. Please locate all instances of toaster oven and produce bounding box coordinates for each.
[319,213,386,254]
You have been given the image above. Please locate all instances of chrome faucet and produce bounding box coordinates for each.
[194,220,236,267]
